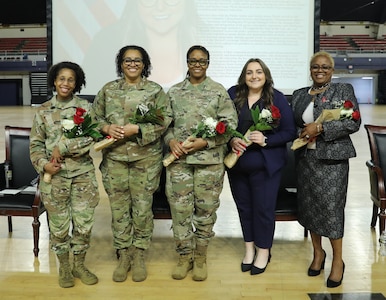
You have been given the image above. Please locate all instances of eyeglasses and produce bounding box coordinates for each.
[123,58,143,66]
[311,65,333,71]
[139,0,181,7]
[57,77,75,84]
[187,59,209,67]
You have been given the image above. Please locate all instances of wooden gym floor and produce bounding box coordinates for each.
[0,104,385,300]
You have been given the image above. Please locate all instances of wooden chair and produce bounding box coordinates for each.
[0,126,46,257]
[364,124,386,235]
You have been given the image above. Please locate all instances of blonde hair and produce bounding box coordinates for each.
[310,51,335,68]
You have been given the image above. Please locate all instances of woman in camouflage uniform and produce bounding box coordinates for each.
[92,45,172,283]
[164,45,238,281]
[30,61,99,288]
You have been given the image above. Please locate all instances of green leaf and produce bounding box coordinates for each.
[89,131,103,139]
[250,106,261,124]
[254,123,272,131]
[64,131,76,138]
[228,128,245,140]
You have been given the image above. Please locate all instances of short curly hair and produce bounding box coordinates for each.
[310,51,335,68]
[116,45,152,78]
[47,61,86,93]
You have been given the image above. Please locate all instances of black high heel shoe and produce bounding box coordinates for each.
[327,262,345,288]
[307,250,326,276]
[250,252,271,275]
[241,248,257,272]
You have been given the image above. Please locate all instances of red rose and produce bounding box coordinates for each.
[73,114,84,125]
[75,107,86,116]
[216,121,226,134]
[352,110,361,121]
[343,100,354,109]
[270,105,281,119]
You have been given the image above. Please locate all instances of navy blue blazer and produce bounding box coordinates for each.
[227,86,297,176]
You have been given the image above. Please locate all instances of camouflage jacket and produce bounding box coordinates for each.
[92,77,172,162]
[165,76,238,165]
[30,95,95,179]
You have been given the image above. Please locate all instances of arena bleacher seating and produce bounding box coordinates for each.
[320,34,386,53]
[0,37,47,60]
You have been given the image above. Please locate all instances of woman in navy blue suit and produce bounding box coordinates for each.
[227,58,296,275]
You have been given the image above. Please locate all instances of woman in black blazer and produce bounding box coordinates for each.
[291,51,361,288]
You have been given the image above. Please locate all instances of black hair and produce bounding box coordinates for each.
[116,45,152,78]
[185,45,210,78]
[47,61,86,93]
[186,45,210,63]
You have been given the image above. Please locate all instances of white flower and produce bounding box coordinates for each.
[203,117,217,129]
[138,103,150,116]
[62,119,75,130]
[260,108,272,119]
[340,108,353,117]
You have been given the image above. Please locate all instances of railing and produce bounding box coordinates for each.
[0,49,47,61]
[320,47,386,54]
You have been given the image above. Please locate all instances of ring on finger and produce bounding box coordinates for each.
[305,134,310,139]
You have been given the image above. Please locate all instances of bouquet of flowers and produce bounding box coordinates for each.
[291,100,361,150]
[44,107,102,183]
[62,107,103,139]
[131,103,164,125]
[94,103,164,151]
[339,100,361,120]
[162,117,243,167]
[249,105,281,131]
[224,105,281,168]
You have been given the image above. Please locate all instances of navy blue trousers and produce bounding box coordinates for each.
[227,150,281,249]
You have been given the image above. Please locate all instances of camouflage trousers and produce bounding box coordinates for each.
[165,162,225,254]
[100,154,162,250]
[40,172,100,255]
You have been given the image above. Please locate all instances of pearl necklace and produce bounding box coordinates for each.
[311,82,330,91]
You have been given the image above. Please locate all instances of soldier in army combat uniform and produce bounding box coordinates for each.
[30,62,99,288]
[92,45,172,282]
[164,45,238,281]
